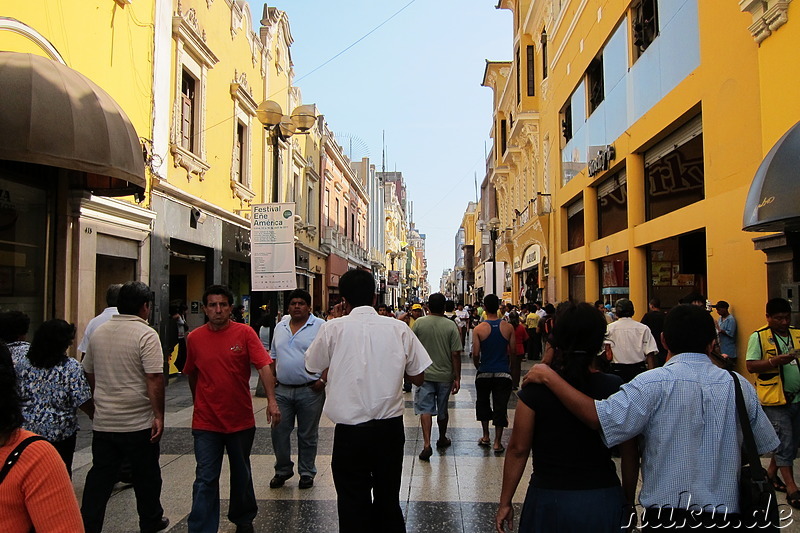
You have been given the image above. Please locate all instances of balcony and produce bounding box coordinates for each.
[321,227,369,265]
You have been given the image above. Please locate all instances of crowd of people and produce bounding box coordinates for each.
[0,279,796,532]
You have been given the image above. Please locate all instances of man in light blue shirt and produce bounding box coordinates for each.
[268,289,326,490]
[713,300,737,359]
[527,304,779,529]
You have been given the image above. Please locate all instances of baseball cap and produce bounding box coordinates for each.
[712,300,729,309]
[411,304,423,310]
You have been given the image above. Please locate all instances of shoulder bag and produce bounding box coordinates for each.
[729,371,779,530]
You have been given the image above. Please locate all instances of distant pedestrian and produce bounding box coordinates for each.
[713,300,737,360]
[412,293,462,461]
[524,305,541,361]
[13,319,93,476]
[184,285,280,533]
[306,269,431,533]
[81,281,168,533]
[77,283,122,359]
[640,298,667,366]
[508,311,528,390]
[269,289,325,490]
[473,294,515,454]
[0,310,31,361]
[604,298,658,383]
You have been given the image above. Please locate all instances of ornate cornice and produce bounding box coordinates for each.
[740,0,792,43]
[173,6,219,67]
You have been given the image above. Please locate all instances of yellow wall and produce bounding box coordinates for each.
[486,0,789,359]
[1,0,155,191]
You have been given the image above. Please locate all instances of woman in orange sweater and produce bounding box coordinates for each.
[0,343,84,533]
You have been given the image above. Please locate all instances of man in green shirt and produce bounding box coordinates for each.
[746,297,800,507]
[412,293,462,461]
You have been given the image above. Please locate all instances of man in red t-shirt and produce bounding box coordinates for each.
[183,285,280,533]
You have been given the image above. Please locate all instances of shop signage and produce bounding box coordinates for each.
[251,202,297,291]
[588,145,615,177]
[514,244,541,272]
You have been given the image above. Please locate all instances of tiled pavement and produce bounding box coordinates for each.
[70,354,800,532]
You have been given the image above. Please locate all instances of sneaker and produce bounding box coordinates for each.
[299,475,314,489]
[269,474,293,488]
[419,446,433,461]
[141,517,169,533]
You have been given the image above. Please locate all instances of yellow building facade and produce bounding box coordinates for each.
[0,1,156,337]
[484,0,799,364]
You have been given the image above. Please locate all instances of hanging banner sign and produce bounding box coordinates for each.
[251,203,297,291]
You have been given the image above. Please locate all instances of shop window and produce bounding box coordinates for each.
[647,230,707,309]
[567,198,585,251]
[541,29,548,80]
[645,116,704,221]
[632,0,659,61]
[568,263,586,302]
[181,71,196,153]
[587,57,604,114]
[599,252,630,300]
[526,45,536,96]
[597,172,628,238]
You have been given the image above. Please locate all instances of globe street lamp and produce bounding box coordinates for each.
[255,100,317,343]
[488,217,501,296]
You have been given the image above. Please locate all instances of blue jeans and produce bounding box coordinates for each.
[271,383,325,477]
[188,427,257,533]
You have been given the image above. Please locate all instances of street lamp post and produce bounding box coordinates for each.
[488,217,501,296]
[254,100,316,397]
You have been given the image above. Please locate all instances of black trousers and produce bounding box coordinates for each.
[50,432,77,477]
[81,429,164,533]
[332,416,406,533]
[610,362,647,384]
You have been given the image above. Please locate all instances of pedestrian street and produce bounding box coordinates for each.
[69,355,800,532]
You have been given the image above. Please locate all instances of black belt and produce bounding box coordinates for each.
[278,381,316,388]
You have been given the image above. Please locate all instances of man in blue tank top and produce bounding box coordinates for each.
[471,294,515,454]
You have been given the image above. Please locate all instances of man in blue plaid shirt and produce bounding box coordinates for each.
[527,304,778,530]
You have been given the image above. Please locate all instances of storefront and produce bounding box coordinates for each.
[514,244,541,306]
[743,119,800,323]
[0,52,149,335]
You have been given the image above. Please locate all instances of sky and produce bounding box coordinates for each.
[247,0,512,288]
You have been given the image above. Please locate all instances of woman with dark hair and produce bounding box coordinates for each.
[496,302,638,533]
[13,319,93,475]
[0,343,84,532]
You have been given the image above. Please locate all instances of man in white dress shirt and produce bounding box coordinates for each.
[605,298,658,383]
[306,269,431,533]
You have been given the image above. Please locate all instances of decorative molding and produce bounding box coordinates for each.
[499,66,511,77]
[230,0,244,39]
[170,144,210,181]
[231,180,254,203]
[229,71,258,115]
[173,7,219,67]
[741,0,792,43]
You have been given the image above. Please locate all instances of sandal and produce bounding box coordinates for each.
[787,491,800,509]
[493,445,505,455]
[769,474,787,493]
[478,437,491,447]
